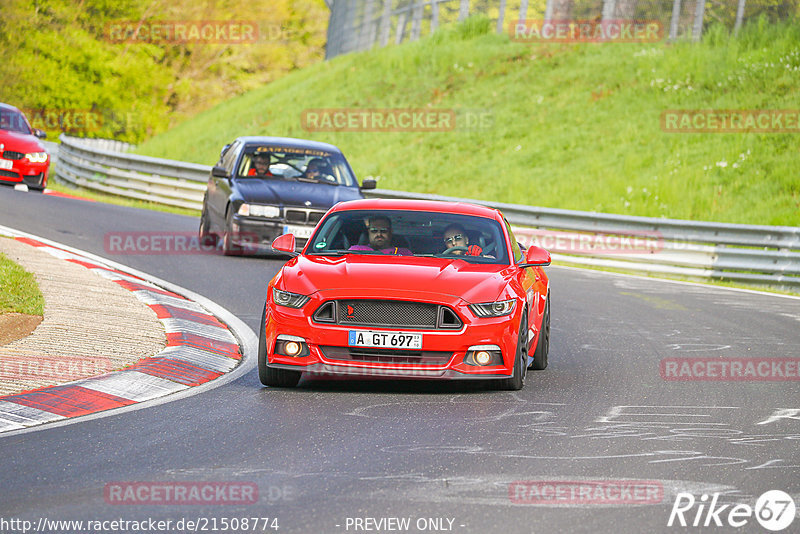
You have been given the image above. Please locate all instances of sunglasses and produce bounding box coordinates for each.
[443,234,465,245]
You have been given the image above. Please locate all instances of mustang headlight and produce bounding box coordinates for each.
[25,152,48,163]
[469,299,516,318]
[239,203,280,218]
[272,288,310,308]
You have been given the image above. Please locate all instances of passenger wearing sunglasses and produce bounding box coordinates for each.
[442,224,483,256]
[348,216,412,255]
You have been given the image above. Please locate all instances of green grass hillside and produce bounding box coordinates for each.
[136,17,800,225]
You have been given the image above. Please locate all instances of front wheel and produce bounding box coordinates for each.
[258,305,301,387]
[199,208,218,248]
[498,311,527,390]
[529,297,550,370]
[222,209,242,256]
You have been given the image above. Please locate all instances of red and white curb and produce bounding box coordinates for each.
[0,227,256,435]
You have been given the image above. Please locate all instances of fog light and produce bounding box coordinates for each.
[284,341,301,356]
[474,351,492,366]
[464,345,503,367]
[275,334,309,357]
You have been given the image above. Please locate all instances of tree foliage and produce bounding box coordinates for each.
[0,0,327,142]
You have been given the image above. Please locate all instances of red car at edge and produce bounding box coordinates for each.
[0,103,50,192]
[259,198,551,390]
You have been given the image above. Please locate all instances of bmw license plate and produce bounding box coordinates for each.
[284,224,314,239]
[348,330,423,349]
[0,159,12,170]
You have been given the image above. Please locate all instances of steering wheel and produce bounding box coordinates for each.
[441,246,470,256]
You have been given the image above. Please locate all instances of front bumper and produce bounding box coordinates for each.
[0,161,49,188]
[263,295,522,380]
[231,215,314,250]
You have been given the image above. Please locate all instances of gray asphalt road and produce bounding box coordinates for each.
[0,186,798,534]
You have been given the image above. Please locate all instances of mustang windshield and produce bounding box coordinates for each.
[307,210,510,264]
[237,145,356,187]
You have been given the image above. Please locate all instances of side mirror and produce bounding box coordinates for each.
[33,129,47,139]
[360,178,377,190]
[211,165,229,178]
[271,233,297,255]
[521,245,551,267]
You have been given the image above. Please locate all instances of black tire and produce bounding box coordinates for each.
[530,297,550,370]
[258,305,302,388]
[199,208,218,248]
[222,208,242,256]
[499,311,528,391]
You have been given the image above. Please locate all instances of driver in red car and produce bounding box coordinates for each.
[349,216,412,255]
[443,224,483,256]
[247,149,275,177]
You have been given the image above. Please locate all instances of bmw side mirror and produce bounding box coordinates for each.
[211,165,228,178]
[33,129,47,139]
[360,178,377,190]
[521,245,551,267]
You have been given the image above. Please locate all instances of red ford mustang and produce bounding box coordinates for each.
[0,103,50,191]
[259,199,551,390]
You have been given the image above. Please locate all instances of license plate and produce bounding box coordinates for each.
[348,330,423,349]
[0,159,12,170]
[284,224,314,239]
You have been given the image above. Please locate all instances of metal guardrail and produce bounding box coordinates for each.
[52,135,800,290]
[55,135,208,210]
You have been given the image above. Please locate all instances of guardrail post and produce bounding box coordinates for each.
[692,0,706,41]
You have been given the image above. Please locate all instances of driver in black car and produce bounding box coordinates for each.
[248,149,274,177]
[443,224,483,256]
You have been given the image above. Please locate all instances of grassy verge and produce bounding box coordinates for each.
[0,249,45,316]
[135,16,800,226]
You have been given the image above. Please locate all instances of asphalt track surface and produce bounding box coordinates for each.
[0,186,798,534]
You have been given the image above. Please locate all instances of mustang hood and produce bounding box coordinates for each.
[0,131,45,153]
[280,255,510,304]
[235,179,362,209]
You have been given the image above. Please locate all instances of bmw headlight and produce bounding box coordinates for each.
[25,152,48,163]
[469,299,516,318]
[272,288,310,308]
[238,203,280,218]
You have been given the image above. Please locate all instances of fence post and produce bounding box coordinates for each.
[395,11,408,44]
[431,0,440,32]
[459,0,469,21]
[496,0,506,33]
[602,0,617,20]
[669,0,682,41]
[692,0,706,41]
[410,1,424,41]
[379,0,392,47]
[359,0,377,49]
[734,0,746,35]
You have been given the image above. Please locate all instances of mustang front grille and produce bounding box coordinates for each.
[320,346,453,366]
[313,300,462,330]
